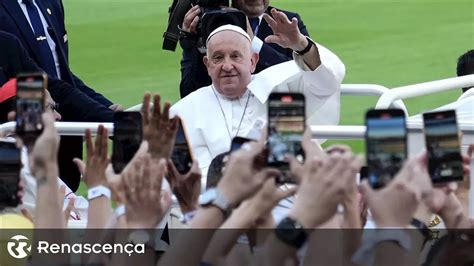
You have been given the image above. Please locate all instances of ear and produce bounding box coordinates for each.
[250,52,259,74]
[203,55,209,69]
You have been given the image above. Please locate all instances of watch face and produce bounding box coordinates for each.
[199,188,217,205]
[276,217,308,249]
[129,230,150,244]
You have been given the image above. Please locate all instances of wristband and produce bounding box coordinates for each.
[180,210,197,224]
[294,36,315,56]
[178,25,199,42]
[87,185,111,200]
[114,205,126,218]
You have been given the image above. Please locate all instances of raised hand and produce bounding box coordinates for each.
[224,178,296,229]
[105,141,149,204]
[141,93,179,160]
[73,125,109,188]
[263,8,307,51]
[182,5,201,34]
[166,160,202,214]
[360,156,430,228]
[122,153,171,228]
[289,152,362,228]
[217,138,279,206]
[289,128,325,183]
[30,113,60,180]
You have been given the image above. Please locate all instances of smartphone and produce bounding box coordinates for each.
[423,110,463,183]
[112,112,142,174]
[15,73,46,140]
[267,93,305,183]
[170,119,194,175]
[230,136,253,152]
[0,139,22,208]
[365,109,407,189]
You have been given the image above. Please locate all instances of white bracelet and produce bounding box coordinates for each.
[87,185,111,200]
[114,205,126,218]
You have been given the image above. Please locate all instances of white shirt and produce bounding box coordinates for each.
[17,0,61,78]
[171,43,345,183]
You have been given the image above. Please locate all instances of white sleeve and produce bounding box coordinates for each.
[287,43,345,127]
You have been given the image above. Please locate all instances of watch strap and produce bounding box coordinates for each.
[294,36,315,56]
[178,25,199,42]
[114,205,126,218]
[199,188,232,218]
[411,218,432,244]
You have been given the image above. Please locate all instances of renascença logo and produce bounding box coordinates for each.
[7,235,32,259]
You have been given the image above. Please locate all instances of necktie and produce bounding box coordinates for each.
[249,17,259,34]
[22,0,57,78]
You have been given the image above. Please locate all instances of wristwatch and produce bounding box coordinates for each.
[294,36,315,56]
[199,188,232,217]
[411,218,432,244]
[178,25,199,42]
[127,230,154,249]
[275,217,308,249]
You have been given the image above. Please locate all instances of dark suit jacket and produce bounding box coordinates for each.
[0,30,114,191]
[0,31,114,122]
[0,0,113,111]
[179,6,309,98]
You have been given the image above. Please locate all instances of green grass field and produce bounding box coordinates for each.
[62,0,472,194]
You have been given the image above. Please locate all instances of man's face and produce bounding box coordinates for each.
[45,90,61,121]
[233,0,269,18]
[204,31,258,98]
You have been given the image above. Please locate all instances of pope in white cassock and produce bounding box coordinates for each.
[171,9,345,181]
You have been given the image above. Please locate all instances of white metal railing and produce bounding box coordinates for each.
[125,83,410,114]
[341,84,408,114]
[376,75,474,110]
[2,120,472,140]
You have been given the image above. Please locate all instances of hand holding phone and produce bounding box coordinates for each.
[267,93,305,184]
[170,119,194,175]
[423,110,463,183]
[365,109,407,189]
[15,73,46,142]
[230,136,253,153]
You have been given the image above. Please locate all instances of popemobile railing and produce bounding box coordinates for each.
[376,74,474,109]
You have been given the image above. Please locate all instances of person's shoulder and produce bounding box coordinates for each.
[172,85,213,110]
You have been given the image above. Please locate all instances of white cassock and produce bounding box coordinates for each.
[171,43,345,184]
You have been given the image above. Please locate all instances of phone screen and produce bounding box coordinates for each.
[267,93,305,183]
[112,112,142,174]
[423,110,463,183]
[230,137,252,153]
[171,119,194,175]
[0,140,21,208]
[365,109,406,189]
[15,73,46,139]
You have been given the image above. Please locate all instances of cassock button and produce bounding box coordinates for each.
[47,8,52,15]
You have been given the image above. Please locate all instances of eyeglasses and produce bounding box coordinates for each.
[46,102,59,112]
